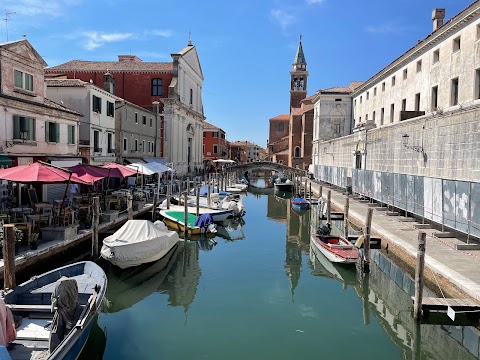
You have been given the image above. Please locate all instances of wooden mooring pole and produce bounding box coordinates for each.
[363,208,373,273]
[414,231,427,320]
[127,193,134,219]
[183,192,189,238]
[327,190,332,225]
[3,224,16,289]
[92,196,100,258]
[196,186,200,216]
[166,184,171,210]
[344,197,349,238]
[151,192,157,222]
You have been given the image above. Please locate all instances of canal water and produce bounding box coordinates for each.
[80,186,480,359]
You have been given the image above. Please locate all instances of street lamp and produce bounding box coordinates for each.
[402,134,424,154]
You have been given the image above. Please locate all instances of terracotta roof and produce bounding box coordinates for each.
[349,81,364,91]
[291,107,303,116]
[43,98,83,116]
[203,121,223,131]
[45,79,88,87]
[270,114,290,121]
[301,94,316,102]
[46,59,173,73]
[319,86,352,94]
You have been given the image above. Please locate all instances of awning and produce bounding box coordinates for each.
[125,158,146,164]
[143,157,166,165]
[49,158,82,168]
[0,155,13,166]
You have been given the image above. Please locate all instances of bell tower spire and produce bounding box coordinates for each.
[290,35,308,109]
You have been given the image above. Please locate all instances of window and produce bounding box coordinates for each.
[93,130,100,152]
[135,113,138,124]
[203,144,205,154]
[382,82,385,92]
[391,76,396,86]
[213,145,218,154]
[45,122,59,143]
[380,108,384,125]
[433,49,440,63]
[106,101,114,117]
[431,85,438,110]
[152,78,162,96]
[213,132,219,138]
[92,95,102,113]
[373,87,377,96]
[142,115,146,125]
[203,132,206,138]
[334,123,340,134]
[142,140,145,152]
[150,118,153,127]
[366,92,369,100]
[415,93,420,111]
[68,125,75,144]
[135,139,138,151]
[372,111,376,121]
[390,104,394,123]
[416,60,422,73]
[360,96,362,104]
[14,70,33,92]
[335,98,342,102]
[106,133,112,153]
[401,99,406,112]
[13,116,35,140]
[294,147,300,158]
[123,138,128,152]
[403,69,407,80]
[451,78,459,106]
[354,100,356,107]
[453,36,461,52]
[190,89,193,105]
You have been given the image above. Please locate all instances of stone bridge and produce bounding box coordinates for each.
[227,161,306,177]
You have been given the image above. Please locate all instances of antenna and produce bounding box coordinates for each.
[4,10,16,42]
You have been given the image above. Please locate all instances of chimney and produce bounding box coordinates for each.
[103,71,113,94]
[432,8,445,31]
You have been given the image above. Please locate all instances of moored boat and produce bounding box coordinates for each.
[4,261,107,360]
[274,177,293,192]
[159,210,217,235]
[157,202,233,223]
[291,197,310,211]
[101,220,179,269]
[311,225,359,264]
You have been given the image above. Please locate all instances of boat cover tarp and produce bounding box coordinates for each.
[194,214,214,228]
[196,185,231,197]
[101,220,178,262]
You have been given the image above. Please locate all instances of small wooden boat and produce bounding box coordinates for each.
[101,220,179,269]
[291,197,310,211]
[159,210,217,235]
[274,177,293,192]
[311,225,359,264]
[4,261,107,359]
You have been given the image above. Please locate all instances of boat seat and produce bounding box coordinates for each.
[15,318,51,341]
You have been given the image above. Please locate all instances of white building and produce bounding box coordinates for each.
[46,79,117,165]
[162,41,205,174]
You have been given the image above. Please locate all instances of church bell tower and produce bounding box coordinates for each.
[290,36,308,109]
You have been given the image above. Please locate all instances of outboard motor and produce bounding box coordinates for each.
[316,224,331,236]
[49,277,81,353]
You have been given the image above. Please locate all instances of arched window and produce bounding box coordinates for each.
[294,146,301,158]
[152,78,162,96]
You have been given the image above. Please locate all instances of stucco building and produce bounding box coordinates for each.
[202,121,227,161]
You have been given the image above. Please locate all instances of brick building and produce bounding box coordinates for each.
[203,121,227,161]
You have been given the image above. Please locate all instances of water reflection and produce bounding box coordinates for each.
[216,218,246,241]
[78,315,106,360]
[103,245,179,313]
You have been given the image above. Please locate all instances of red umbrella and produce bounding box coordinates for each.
[101,163,138,178]
[0,162,90,184]
[69,164,111,183]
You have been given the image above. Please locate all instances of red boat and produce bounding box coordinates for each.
[311,225,359,264]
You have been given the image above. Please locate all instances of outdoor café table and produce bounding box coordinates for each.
[34,203,53,213]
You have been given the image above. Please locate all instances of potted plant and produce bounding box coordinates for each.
[14,226,23,253]
[132,191,146,211]
[29,233,40,250]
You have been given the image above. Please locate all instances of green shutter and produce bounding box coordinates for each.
[45,122,50,142]
[13,116,19,139]
[56,123,60,143]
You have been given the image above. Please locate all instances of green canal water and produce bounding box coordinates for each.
[82,188,480,360]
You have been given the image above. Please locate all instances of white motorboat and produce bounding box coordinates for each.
[181,193,245,217]
[101,220,179,269]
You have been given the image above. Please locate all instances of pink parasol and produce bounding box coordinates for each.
[68,164,111,183]
[0,162,90,184]
[101,163,139,177]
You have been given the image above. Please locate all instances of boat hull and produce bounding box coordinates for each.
[159,210,216,235]
[311,233,359,264]
[274,183,293,192]
[158,204,232,223]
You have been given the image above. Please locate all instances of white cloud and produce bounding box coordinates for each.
[148,30,174,38]
[297,304,319,319]
[81,31,134,51]
[271,8,296,29]
[306,0,325,4]
[365,21,411,35]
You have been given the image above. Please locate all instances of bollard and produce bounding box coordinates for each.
[3,224,16,289]
[127,193,133,220]
[413,232,427,320]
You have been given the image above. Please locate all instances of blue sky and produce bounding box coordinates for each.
[2,0,471,148]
